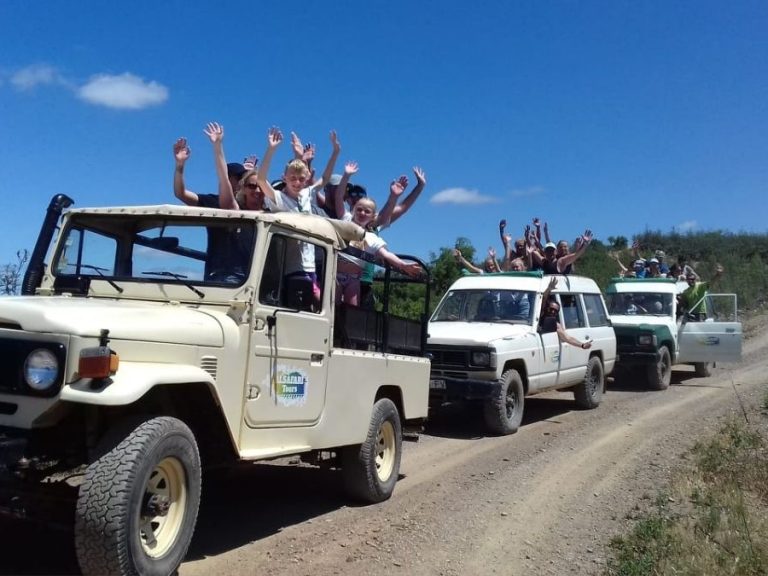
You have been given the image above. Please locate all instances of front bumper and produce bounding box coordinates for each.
[429,376,501,405]
[616,349,660,366]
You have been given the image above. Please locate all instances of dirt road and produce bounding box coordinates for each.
[2,319,766,576]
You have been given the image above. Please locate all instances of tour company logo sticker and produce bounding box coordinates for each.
[269,366,309,407]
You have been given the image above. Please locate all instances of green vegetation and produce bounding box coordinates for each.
[423,230,768,315]
[606,414,768,576]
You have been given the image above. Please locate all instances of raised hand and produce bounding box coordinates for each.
[582,229,594,245]
[173,138,190,164]
[499,219,507,231]
[243,154,257,171]
[390,175,409,197]
[267,126,283,148]
[400,262,424,278]
[488,247,497,258]
[413,166,427,185]
[204,122,224,144]
[303,143,315,162]
[344,161,359,176]
[533,217,541,227]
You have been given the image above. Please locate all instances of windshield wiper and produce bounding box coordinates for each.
[79,264,123,293]
[142,271,205,298]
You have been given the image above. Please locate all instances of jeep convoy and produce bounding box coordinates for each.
[427,272,617,434]
[0,197,431,576]
[606,277,742,389]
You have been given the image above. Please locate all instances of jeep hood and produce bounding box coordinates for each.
[428,321,532,346]
[610,315,674,328]
[0,297,224,346]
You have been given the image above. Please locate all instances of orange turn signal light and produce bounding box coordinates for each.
[79,346,120,379]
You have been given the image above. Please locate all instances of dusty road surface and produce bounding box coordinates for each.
[2,317,766,576]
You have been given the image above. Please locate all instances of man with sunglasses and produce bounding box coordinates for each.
[538,277,592,349]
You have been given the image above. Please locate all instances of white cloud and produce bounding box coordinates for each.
[509,186,545,198]
[10,64,68,91]
[677,220,697,232]
[77,73,168,110]
[430,187,498,205]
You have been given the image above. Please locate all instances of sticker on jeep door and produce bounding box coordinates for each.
[269,366,308,407]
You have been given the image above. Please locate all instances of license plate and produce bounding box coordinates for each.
[430,379,446,390]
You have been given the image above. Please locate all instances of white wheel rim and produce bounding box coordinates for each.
[375,421,396,482]
[139,456,187,558]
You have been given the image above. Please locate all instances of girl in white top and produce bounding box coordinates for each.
[337,197,422,306]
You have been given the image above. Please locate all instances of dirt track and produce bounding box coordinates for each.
[2,319,766,576]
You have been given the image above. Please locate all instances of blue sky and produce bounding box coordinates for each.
[1,1,767,270]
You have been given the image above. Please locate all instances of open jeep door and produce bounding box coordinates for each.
[677,293,742,363]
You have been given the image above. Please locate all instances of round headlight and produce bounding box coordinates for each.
[23,349,60,391]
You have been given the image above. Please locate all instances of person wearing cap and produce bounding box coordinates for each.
[679,264,724,321]
[647,257,664,278]
[533,230,593,275]
[654,250,671,275]
[632,259,647,278]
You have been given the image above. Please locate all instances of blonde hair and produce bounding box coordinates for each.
[353,197,378,231]
[235,169,262,207]
[284,159,310,177]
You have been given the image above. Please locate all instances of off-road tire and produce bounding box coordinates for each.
[75,416,201,576]
[694,362,713,377]
[574,356,604,409]
[342,398,402,503]
[647,345,672,390]
[483,369,525,435]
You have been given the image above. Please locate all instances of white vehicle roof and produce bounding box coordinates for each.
[448,272,602,294]
[606,277,681,295]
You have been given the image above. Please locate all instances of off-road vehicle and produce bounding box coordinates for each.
[606,277,742,389]
[427,272,616,435]
[0,195,431,576]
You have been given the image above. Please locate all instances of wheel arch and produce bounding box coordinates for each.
[501,359,529,394]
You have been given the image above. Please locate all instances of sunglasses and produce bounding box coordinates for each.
[548,307,559,313]
[243,183,260,190]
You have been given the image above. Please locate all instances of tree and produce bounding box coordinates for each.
[1,250,29,295]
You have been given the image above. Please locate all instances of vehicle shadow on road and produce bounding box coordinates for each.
[608,369,704,392]
[0,518,79,575]
[185,462,348,561]
[425,396,575,440]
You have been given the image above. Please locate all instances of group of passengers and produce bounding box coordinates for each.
[454,217,594,276]
[172,123,425,307]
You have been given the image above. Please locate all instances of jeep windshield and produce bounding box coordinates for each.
[431,289,534,324]
[607,292,674,317]
[52,213,256,289]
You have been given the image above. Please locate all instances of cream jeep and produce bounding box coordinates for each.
[0,195,430,576]
[427,272,616,435]
[606,277,742,389]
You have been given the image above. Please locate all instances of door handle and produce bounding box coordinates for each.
[311,353,324,364]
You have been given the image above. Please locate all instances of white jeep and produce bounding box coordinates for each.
[427,272,616,435]
[0,195,430,576]
[606,277,742,389]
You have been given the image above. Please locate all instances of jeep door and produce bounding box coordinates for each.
[244,233,331,428]
[677,293,742,363]
[556,293,591,385]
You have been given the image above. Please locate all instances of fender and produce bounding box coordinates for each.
[60,361,216,406]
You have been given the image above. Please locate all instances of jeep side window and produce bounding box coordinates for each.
[560,293,586,328]
[583,293,610,327]
[259,233,325,313]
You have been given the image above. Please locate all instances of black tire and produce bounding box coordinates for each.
[694,362,713,377]
[574,356,604,409]
[483,369,525,435]
[342,398,402,503]
[75,416,201,576]
[646,345,672,390]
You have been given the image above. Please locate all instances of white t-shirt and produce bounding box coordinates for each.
[266,186,323,273]
[339,231,387,269]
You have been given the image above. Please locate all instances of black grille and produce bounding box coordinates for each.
[0,339,66,398]
[427,345,491,370]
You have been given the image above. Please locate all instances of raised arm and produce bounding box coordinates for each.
[173,138,199,206]
[540,276,558,316]
[612,252,629,275]
[314,130,341,190]
[543,221,551,244]
[557,230,593,272]
[334,161,359,218]
[454,249,483,274]
[256,127,283,202]
[203,122,238,210]
[533,218,542,243]
[388,166,426,225]
[375,175,408,229]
